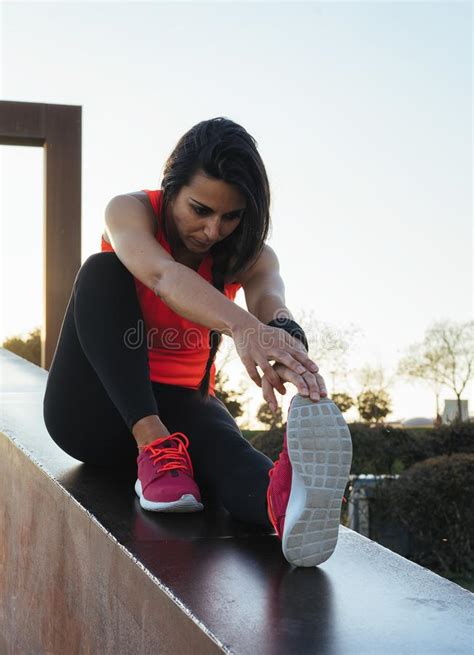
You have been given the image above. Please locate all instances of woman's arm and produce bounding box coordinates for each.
[105,195,318,391]
[105,194,253,335]
[239,244,293,324]
[238,244,328,409]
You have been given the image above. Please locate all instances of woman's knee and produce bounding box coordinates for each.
[43,402,131,466]
[43,401,86,462]
[74,252,131,289]
[210,444,272,518]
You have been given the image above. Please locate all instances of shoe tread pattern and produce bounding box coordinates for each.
[283,396,352,567]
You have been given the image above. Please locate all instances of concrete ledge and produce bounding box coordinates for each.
[1,348,473,654]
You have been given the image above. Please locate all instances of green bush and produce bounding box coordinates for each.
[430,422,474,457]
[249,427,285,462]
[372,453,474,575]
[241,429,261,442]
[348,423,414,474]
[2,327,41,366]
[348,422,474,475]
[246,421,474,473]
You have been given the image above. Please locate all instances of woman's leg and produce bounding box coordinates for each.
[43,252,161,467]
[152,383,274,528]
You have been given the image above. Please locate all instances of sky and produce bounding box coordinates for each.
[0,1,472,427]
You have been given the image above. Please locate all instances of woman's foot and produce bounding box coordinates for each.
[267,394,352,567]
[135,432,204,512]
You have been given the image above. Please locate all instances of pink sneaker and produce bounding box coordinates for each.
[135,432,203,512]
[267,394,352,567]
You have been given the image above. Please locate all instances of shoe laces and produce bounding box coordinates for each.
[142,432,194,478]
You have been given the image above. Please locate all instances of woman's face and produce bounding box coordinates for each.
[166,171,246,255]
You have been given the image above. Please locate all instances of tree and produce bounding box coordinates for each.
[355,364,393,425]
[356,364,393,391]
[331,392,354,414]
[214,368,244,419]
[398,320,473,424]
[357,389,392,425]
[256,402,284,429]
[398,343,445,425]
[1,326,41,366]
[294,310,362,394]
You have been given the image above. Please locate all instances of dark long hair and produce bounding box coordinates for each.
[160,117,271,400]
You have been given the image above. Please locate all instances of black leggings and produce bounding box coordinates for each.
[43,252,273,528]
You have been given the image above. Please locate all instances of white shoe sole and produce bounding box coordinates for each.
[134,479,204,512]
[282,395,353,567]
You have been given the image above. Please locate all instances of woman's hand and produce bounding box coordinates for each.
[262,362,328,413]
[231,319,321,398]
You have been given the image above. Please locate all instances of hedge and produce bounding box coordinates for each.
[372,453,474,574]
[245,422,474,474]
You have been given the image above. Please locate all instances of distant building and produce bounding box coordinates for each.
[401,417,434,428]
[442,399,469,424]
[385,420,404,429]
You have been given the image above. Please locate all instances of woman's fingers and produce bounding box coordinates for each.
[269,369,287,395]
[301,370,321,401]
[273,363,309,396]
[285,335,319,373]
[262,365,288,413]
[242,360,262,388]
[298,370,330,401]
[262,375,279,413]
[273,349,315,377]
[273,363,328,401]
[316,372,328,396]
[294,353,319,374]
[258,359,285,390]
[233,324,322,393]
[273,338,319,376]
[259,363,329,416]
[262,326,319,374]
[267,349,307,377]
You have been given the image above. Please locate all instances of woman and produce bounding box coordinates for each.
[43,117,352,568]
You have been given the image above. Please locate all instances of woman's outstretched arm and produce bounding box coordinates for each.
[106,194,257,335]
[105,195,320,395]
[239,244,328,410]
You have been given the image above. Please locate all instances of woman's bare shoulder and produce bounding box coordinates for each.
[102,191,158,244]
[125,190,155,212]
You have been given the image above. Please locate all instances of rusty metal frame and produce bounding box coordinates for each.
[0,100,81,369]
